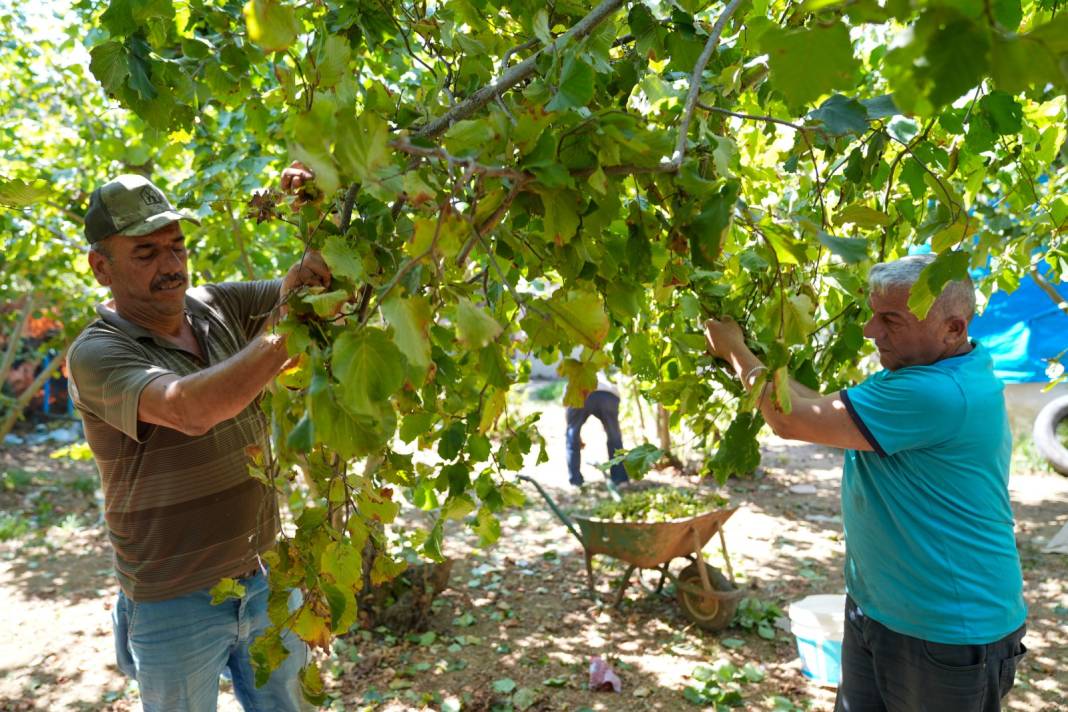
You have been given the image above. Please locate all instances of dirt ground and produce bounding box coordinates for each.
[2,395,1067,712]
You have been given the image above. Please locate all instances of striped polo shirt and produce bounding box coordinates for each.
[68,280,283,602]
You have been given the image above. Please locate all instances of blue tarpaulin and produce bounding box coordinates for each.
[970,272,1068,383]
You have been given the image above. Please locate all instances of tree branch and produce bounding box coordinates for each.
[1031,265,1068,318]
[456,179,526,267]
[415,0,626,139]
[670,0,745,168]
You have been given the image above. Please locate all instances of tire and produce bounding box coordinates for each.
[675,563,739,632]
[1033,394,1068,476]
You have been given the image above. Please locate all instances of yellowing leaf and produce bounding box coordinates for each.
[382,295,432,383]
[453,298,502,349]
[781,293,815,344]
[546,290,610,350]
[292,607,331,648]
[209,577,246,605]
[243,0,299,52]
[833,203,891,227]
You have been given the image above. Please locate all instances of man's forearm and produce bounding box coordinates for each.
[157,332,289,435]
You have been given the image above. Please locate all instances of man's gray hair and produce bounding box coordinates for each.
[868,254,976,319]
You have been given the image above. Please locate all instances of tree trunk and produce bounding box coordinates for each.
[0,342,70,440]
[0,296,35,388]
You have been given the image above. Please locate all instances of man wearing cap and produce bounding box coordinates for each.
[69,164,325,711]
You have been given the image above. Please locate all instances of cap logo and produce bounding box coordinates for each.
[139,186,165,207]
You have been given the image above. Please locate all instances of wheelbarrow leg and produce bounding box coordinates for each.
[690,526,714,593]
[584,552,596,596]
[655,565,667,594]
[718,527,736,586]
[613,564,638,608]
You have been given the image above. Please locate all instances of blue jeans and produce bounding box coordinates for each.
[566,390,628,485]
[835,595,1026,712]
[112,569,309,712]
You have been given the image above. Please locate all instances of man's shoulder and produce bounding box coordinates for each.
[69,319,134,359]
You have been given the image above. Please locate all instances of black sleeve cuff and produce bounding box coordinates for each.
[840,389,888,457]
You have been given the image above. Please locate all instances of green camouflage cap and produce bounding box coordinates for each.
[84,174,201,244]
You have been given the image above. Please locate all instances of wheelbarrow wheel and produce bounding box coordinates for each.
[675,563,738,632]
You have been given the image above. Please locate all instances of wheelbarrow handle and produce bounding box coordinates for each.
[516,475,584,546]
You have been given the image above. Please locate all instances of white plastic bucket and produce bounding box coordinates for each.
[788,594,846,687]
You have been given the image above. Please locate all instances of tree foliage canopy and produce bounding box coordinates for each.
[3,0,1067,693]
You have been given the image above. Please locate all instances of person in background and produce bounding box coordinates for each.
[565,374,629,487]
[704,254,1026,712]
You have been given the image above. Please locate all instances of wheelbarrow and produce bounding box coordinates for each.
[518,475,744,631]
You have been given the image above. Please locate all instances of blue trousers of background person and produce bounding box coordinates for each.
[565,390,629,486]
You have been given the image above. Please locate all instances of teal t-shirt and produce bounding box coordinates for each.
[840,344,1026,644]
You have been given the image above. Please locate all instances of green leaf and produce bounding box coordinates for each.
[243,0,300,52]
[0,178,51,208]
[816,232,868,263]
[907,250,972,320]
[547,290,610,350]
[302,288,348,318]
[709,412,763,484]
[286,413,314,453]
[321,234,364,283]
[89,42,130,94]
[209,577,247,605]
[499,482,526,507]
[808,94,868,135]
[331,328,407,418]
[473,506,501,546]
[300,661,327,705]
[443,119,496,156]
[689,182,737,268]
[336,111,391,184]
[492,678,517,694]
[978,91,1023,135]
[860,94,899,119]
[923,18,989,107]
[621,443,663,478]
[991,0,1022,31]
[442,494,477,520]
[539,189,580,244]
[249,628,290,686]
[513,687,539,711]
[833,204,890,228]
[546,56,595,112]
[760,23,860,108]
[317,35,351,89]
[453,298,502,349]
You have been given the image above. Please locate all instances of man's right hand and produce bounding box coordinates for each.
[280,161,316,208]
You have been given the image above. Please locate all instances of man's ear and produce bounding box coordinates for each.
[943,314,968,344]
[88,249,113,287]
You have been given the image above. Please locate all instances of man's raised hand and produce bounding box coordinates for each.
[704,317,747,361]
[280,160,316,208]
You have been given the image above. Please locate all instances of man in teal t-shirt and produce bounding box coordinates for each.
[704,254,1026,712]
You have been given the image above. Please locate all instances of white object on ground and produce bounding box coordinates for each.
[789,483,818,495]
[789,593,846,687]
[1043,521,1068,554]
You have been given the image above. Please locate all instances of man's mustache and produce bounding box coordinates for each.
[151,273,187,291]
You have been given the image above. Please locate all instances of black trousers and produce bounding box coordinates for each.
[835,596,1027,712]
